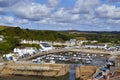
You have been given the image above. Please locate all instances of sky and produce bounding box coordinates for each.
[0,0,120,31]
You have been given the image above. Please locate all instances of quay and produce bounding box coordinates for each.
[20,48,111,61]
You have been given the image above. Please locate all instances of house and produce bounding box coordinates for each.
[3,54,13,61]
[85,44,108,49]
[0,35,4,41]
[40,42,53,51]
[13,47,37,57]
[116,46,120,51]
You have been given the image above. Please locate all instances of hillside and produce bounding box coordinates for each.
[0,26,71,41]
[0,25,120,53]
[1,25,120,43]
[0,25,8,31]
[0,25,72,53]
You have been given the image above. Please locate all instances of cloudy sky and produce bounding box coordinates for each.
[0,0,120,31]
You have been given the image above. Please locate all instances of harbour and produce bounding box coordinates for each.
[0,49,112,80]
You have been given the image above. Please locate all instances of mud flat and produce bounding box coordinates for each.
[0,61,69,80]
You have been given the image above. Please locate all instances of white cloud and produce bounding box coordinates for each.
[107,19,120,24]
[16,19,29,24]
[73,0,100,13]
[0,0,120,30]
[12,1,52,21]
[48,0,60,7]
[0,15,29,26]
[0,0,53,21]
[0,16,15,24]
[96,4,120,19]
[0,0,100,27]
[75,0,100,8]
[52,8,72,20]
[71,14,80,20]
[107,0,120,3]
[0,0,19,7]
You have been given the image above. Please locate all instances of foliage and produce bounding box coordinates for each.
[0,26,71,53]
[69,32,120,44]
[0,26,7,31]
[0,37,20,53]
[20,44,40,49]
[0,26,71,41]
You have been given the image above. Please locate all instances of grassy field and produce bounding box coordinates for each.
[0,26,7,31]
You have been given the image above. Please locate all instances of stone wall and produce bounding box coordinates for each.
[0,62,70,77]
[76,66,97,80]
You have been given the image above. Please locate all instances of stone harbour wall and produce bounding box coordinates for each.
[0,61,70,77]
[76,66,97,80]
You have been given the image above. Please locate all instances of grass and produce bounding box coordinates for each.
[0,26,7,31]
[75,37,86,40]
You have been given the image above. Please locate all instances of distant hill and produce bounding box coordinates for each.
[60,30,120,34]
[60,30,96,34]
[59,30,120,44]
[0,25,120,42]
[0,25,71,41]
[1,25,120,53]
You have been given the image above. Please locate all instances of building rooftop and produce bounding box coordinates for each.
[40,43,51,47]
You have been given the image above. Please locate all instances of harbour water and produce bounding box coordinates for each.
[0,52,108,80]
[70,64,76,80]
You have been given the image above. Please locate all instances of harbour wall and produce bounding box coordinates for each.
[76,66,97,80]
[0,61,70,77]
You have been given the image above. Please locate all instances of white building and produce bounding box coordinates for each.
[0,35,3,41]
[21,39,41,44]
[40,42,53,51]
[3,54,13,61]
[13,47,37,57]
[85,44,108,49]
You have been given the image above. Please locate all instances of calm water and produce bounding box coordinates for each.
[70,64,76,80]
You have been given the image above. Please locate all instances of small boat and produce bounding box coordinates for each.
[86,60,91,64]
[50,60,56,64]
